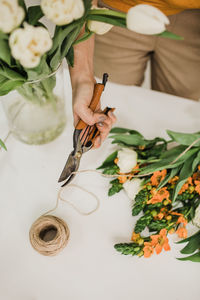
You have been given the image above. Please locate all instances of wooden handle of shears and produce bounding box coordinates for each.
[75,83,105,130]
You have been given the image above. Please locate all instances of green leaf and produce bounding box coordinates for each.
[0,78,24,95]
[192,150,200,170]
[0,39,11,65]
[148,220,167,231]
[27,6,44,25]
[108,179,123,196]
[172,152,199,202]
[110,127,143,137]
[167,130,200,147]
[66,46,74,67]
[87,15,126,28]
[97,150,118,169]
[74,31,94,45]
[103,165,119,175]
[180,232,200,254]
[160,145,186,159]
[177,251,200,262]
[0,61,26,81]
[140,148,199,175]
[110,134,145,146]
[158,30,183,40]
[61,25,82,59]
[0,138,7,150]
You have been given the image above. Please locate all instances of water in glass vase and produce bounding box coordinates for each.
[2,66,66,145]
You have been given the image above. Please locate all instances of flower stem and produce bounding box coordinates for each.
[89,9,126,19]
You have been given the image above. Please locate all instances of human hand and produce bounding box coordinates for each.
[72,79,116,148]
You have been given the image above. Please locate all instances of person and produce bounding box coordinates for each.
[70,0,200,148]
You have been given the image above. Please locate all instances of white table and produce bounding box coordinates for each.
[0,69,200,300]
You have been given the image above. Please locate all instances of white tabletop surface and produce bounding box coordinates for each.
[0,68,200,300]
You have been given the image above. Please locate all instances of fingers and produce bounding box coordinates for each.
[93,110,117,148]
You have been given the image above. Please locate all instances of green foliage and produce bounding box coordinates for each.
[108,179,123,196]
[132,189,148,216]
[114,243,142,256]
[177,231,200,262]
[134,213,153,233]
[97,150,118,169]
[0,139,7,151]
[158,31,183,40]
[0,39,11,65]
[172,152,200,202]
[27,6,44,25]
[167,130,200,147]
[110,127,143,136]
[103,165,119,175]
[148,220,167,231]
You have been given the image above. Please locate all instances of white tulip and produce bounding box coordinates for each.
[41,0,85,26]
[87,6,113,35]
[123,179,142,201]
[117,148,137,174]
[127,4,169,35]
[0,0,24,33]
[193,205,200,228]
[9,23,52,69]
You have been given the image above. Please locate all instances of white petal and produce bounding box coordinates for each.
[117,148,137,173]
[127,4,169,35]
[87,20,113,35]
[123,179,142,201]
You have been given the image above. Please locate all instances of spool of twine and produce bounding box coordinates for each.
[29,215,70,256]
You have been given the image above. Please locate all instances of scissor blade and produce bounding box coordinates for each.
[58,152,76,183]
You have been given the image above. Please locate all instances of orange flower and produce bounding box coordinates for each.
[198,165,200,171]
[114,158,118,164]
[132,164,139,173]
[170,211,182,216]
[176,226,187,239]
[168,176,179,184]
[118,175,127,184]
[131,232,140,242]
[195,184,200,195]
[143,242,154,258]
[187,177,193,185]
[157,212,164,220]
[177,215,187,226]
[150,229,171,255]
[178,183,189,195]
[151,169,167,186]
[147,187,170,204]
[193,172,200,181]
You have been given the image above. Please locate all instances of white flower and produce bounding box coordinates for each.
[41,0,85,26]
[193,205,200,228]
[87,6,113,35]
[117,148,137,173]
[9,23,52,68]
[123,179,142,201]
[0,0,24,33]
[127,4,169,35]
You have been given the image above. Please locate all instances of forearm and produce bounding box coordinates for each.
[69,0,97,87]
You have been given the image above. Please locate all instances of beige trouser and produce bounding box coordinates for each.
[94,9,200,100]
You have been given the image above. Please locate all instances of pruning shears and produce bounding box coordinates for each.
[58,73,114,187]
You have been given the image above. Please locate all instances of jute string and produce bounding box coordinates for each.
[29,183,100,256]
[2,130,200,255]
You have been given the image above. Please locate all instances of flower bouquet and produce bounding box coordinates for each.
[98,127,200,262]
[0,0,181,146]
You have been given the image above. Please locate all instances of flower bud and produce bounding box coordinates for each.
[127,4,169,35]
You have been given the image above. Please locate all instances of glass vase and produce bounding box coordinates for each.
[1,65,66,145]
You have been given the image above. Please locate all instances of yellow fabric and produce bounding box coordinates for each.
[102,0,200,15]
